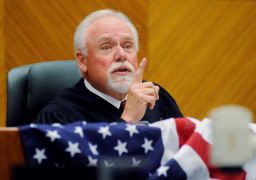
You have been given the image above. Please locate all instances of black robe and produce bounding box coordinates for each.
[34,79,183,124]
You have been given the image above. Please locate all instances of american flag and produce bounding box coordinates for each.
[19,118,256,180]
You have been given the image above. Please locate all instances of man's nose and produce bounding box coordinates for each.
[114,46,126,62]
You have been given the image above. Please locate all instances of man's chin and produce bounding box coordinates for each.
[107,81,130,94]
[110,84,129,94]
[107,75,133,94]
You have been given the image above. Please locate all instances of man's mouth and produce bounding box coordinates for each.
[112,66,131,75]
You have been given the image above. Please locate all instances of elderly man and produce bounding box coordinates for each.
[34,9,182,124]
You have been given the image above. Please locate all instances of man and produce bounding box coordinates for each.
[34,9,182,124]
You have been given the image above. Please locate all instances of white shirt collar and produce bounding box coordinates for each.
[84,79,126,109]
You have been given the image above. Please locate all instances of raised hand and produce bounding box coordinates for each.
[121,58,159,123]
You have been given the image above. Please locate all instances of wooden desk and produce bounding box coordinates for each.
[0,128,25,180]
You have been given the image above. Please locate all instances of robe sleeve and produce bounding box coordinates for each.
[33,105,75,124]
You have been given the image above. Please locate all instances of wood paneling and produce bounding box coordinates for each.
[1,0,148,126]
[5,0,147,68]
[0,0,5,126]
[0,128,25,180]
[1,0,256,125]
[148,0,256,120]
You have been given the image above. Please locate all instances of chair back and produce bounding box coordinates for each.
[7,60,81,126]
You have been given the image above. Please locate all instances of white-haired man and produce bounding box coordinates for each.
[34,9,182,124]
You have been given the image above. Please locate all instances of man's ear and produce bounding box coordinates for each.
[76,52,87,74]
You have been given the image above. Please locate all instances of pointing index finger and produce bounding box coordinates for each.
[133,58,147,83]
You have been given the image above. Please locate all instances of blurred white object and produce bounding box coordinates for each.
[209,105,253,167]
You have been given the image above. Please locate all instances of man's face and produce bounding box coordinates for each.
[79,16,138,98]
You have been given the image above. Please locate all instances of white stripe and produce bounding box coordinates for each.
[243,123,256,180]
[249,123,256,134]
[243,156,256,180]
[150,118,179,165]
[195,118,213,144]
[173,145,210,180]
[187,117,201,127]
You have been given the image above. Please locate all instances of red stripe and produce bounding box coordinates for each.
[175,118,196,147]
[187,132,246,180]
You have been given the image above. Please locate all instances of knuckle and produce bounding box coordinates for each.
[142,81,154,88]
[149,82,154,86]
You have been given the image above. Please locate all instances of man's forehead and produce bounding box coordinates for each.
[97,33,134,42]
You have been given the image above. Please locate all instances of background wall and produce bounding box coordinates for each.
[148,0,256,120]
[1,0,255,126]
[1,0,148,126]
[0,0,5,126]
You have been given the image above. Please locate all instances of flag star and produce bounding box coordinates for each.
[141,138,154,154]
[46,130,61,142]
[89,142,99,155]
[52,123,63,128]
[87,156,97,167]
[29,123,37,128]
[74,126,84,138]
[114,140,128,156]
[65,141,81,158]
[157,165,169,177]
[125,124,139,137]
[132,157,141,167]
[33,148,47,164]
[98,126,112,139]
[104,160,114,167]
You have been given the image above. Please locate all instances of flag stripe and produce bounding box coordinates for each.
[175,117,196,147]
[243,124,256,180]
[150,118,179,165]
[19,118,256,180]
[195,118,213,144]
[173,145,210,180]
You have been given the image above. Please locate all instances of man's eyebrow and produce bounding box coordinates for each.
[120,35,134,41]
[96,35,113,43]
[96,34,134,43]
[122,37,134,42]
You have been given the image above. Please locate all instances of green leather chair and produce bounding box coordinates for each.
[7,60,81,127]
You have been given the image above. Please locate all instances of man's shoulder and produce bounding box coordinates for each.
[44,78,101,112]
[51,78,86,102]
[37,79,85,115]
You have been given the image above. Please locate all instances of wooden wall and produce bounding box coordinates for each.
[4,0,147,68]
[148,0,256,120]
[1,0,148,126]
[1,0,255,126]
[0,0,5,126]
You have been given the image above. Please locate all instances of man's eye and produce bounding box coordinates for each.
[123,43,132,49]
[101,45,111,50]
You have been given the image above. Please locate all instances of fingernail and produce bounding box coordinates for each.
[141,58,147,66]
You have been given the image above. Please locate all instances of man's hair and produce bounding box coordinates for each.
[74,9,139,56]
